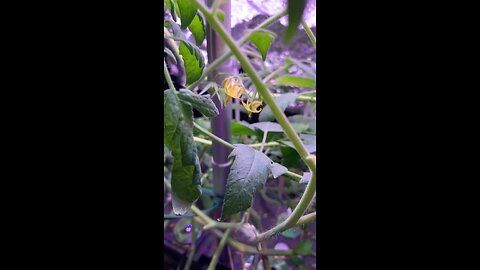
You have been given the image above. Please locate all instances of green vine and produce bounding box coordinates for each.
[191,0,316,242]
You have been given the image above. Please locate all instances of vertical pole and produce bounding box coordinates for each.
[206,0,232,197]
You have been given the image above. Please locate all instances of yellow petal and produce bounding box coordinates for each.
[233,85,243,98]
[229,79,238,95]
[223,77,232,94]
[242,100,250,111]
[223,76,244,100]
[251,101,262,113]
[225,95,232,105]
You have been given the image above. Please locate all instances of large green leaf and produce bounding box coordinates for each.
[188,14,205,46]
[275,75,316,88]
[221,145,272,219]
[248,29,276,61]
[176,0,197,29]
[178,40,205,85]
[259,93,298,122]
[164,90,202,215]
[284,0,308,44]
[177,89,218,118]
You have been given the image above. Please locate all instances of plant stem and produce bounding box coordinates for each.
[295,211,316,227]
[295,95,316,102]
[270,93,316,103]
[187,9,288,90]
[164,27,182,58]
[193,122,234,150]
[255,172,316,242]
[164,60,177,93]
[301,19,316,48]
[211,0,223,15]
[183,219,197,270]
[207,228,232,270]
[193,136,213,145]
[259,128,268,153]
[194,217,294,256]
[203,221,243,231]
[190,205,216,225]
[247,141,280,148]
[193,0,317,242]
[262,65,287,83]
[194,136,281,149]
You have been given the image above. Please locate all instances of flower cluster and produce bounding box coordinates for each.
[223,76,263,118]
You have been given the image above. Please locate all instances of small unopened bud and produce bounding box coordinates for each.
[232,223,258,245]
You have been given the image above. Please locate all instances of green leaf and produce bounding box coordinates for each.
[221,145,272,219]
[232,121,257,136]
[293,240,313,256]
[280,146,302,168]
[188,14,205,46]
[250,122,284,133]
[284,0,308,44]
[164,90,202,215]
[177,89,218,118]
[216,10,225,22]
[288,115,316,132]
[164,0,177,21]
[248,29,276,61]
[259,93,298,122]
[275,75,316,88]
[286,255,305,266]
[178,40,205,85]
[177,0,197,29]
[271,162,288,178]
[279,140,316,154]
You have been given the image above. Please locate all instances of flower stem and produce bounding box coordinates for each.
[164,60,177,92]
[183,219,197,270]
[270,93,317,103]
[296,211,316,227]
[207,228,232,270]
[187,9,288,90]
[193,122,234,150]
[301,20,316,48]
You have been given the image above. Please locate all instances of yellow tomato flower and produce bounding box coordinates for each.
[242,100,263,118]
[223,76,244,105]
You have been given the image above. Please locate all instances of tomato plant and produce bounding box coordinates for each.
[164,0,316,269]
